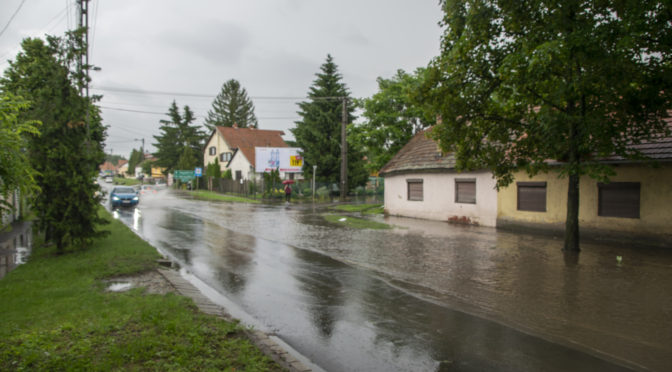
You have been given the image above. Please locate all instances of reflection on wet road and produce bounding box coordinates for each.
[108,187,671,371]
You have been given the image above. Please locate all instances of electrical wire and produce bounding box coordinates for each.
[0,0,28,39]
[100,105,300,120]
[92,85,350,101]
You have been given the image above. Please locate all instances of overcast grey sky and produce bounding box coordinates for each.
[1,0,443,157]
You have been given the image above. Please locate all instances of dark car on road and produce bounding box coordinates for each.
[110,186,139,208]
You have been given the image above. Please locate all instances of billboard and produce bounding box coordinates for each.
[255,147,303,173]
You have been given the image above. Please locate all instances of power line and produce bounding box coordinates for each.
[92,85,349,101]
[0,0,28,39]
[100,105,300,120]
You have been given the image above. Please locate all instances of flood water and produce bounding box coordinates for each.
[107,187,671,371]
[0,222,32,280]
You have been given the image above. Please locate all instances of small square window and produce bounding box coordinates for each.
[455,179,476,204]
[517,182,546,212]
[209,146,216,155]
[220,152,232,163]
[407,179,423,201]
[598,182,640,218]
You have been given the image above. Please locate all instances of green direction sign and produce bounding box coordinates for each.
[174,170,195,182]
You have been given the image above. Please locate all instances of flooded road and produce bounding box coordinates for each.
[107,187,671,371]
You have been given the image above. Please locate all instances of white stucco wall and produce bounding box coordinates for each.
[203,131,233,171]
[228,151,256,180]
[383,171,498,227]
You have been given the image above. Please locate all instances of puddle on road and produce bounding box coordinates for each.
[0,224,33,280]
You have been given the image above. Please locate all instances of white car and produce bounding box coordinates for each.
[104,176,114,183]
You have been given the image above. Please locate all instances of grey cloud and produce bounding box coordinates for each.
[157,19,250,65]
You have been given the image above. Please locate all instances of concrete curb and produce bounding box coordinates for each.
[157,268,311,372]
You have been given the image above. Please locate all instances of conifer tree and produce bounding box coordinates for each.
[1,31,107,253]
[204,79,258,132]
[153,101,205,173]
[291,55,368,190]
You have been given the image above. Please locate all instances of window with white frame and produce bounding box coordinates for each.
[220,152,232,163]
[208,146,216,155]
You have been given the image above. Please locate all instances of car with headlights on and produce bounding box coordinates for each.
[110,186,139,208]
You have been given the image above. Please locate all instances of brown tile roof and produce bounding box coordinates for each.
[216,126,287,166]
[601,118,672,162]
[380,120,672,176]
[100,161,117,171]
[379,128,457,176]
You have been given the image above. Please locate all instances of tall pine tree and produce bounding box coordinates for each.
[1,31,107,253]
[204,79,258,132]
[153,101,205,173]
[291,55,368,191]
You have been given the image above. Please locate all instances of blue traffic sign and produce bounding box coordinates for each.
[194,167,202,177]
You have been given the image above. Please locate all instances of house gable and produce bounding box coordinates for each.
[203,126,287,172]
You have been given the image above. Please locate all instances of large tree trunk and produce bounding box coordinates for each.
[564,172,580,251]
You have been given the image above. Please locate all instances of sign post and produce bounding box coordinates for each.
[173,170,195,183]
[194,167,202,190]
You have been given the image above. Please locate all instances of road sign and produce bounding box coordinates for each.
[194,167,202,177]
[174,170,195,182]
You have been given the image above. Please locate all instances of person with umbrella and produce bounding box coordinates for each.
[283,180,294,203]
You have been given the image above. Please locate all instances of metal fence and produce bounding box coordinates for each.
[199,176,384,202]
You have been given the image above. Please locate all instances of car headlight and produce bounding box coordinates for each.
[133,196,139,201]
[112,196,120,201]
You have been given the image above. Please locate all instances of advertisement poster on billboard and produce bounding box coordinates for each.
[255,147,303,173]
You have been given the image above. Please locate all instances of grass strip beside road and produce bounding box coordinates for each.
[113,176,141,186]
[0,209,280,371]
[330,203,384,215]
[189,190,261,203]
[323,214,391,230]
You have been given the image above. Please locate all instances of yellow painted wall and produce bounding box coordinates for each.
[151,166,166,179]
[498,164,672,237]
[203,130,233,172]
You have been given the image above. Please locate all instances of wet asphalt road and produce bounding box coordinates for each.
[104,185,671,371]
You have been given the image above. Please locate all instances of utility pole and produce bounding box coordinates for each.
[78,0,90,139]
[340,97,348,201]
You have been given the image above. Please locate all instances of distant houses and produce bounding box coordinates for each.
[203,125,299,181]
[380,127,672,245]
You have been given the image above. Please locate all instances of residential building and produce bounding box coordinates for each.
[203,125,288,181]
[379,129,498,226]
[498,132,672,245]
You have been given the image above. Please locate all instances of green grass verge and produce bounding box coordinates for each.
[189,190,261,204]
[323,214,391,230]
[330,203,384,215]
[0,209,280,371]
[113,176,141,186]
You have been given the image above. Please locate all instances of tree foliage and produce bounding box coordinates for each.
[291,54,368,190]
[1,32,108,252]
[204,79,258,132]
[420,0,672,251]
[153,101,205,173]
[0,93,41,220]
[127,148,143,176]
[353,69,433,173]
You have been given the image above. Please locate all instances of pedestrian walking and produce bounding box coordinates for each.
[284,183,292,203]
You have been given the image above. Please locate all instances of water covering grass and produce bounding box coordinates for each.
[323,214,391,230]
[0,209,279,371]
[329,203,384,215]
[189,190,260,204]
